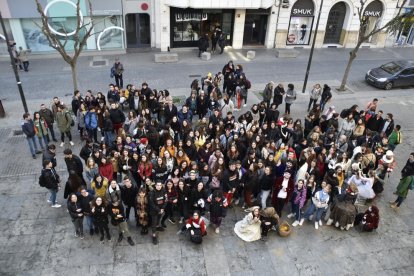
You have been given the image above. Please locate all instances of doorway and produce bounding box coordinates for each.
[125,13,150,48]
[243,14,268,45]
[323,2,346,44]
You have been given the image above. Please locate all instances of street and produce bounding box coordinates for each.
[0,47,413,276]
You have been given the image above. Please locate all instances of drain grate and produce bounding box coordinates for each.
[92,60,107,66]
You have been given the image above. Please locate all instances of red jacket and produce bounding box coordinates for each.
[186,217,206,235]
[138,162,153,179]
[363,210,379,230]
[99,163,113,181]
[272,176,294,204]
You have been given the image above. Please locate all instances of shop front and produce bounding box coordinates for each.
[324,2,348,44]
[170,8,234,48]
[286,0,315,45]
[362,0,384,43]
[243,9,270,45]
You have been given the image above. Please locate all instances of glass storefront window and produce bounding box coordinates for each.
[287,17,314,45]
[93,15,123,49]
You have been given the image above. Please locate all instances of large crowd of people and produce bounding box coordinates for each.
[24,60,413,246]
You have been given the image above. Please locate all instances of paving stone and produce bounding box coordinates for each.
[113,244,137,263]
[68,246,114,265]
[12,218,56,236]
[136,243,160,261]
[181,256,207,275]
[113,262,137,275]
[89,264,114,275]
[136,260,160,275]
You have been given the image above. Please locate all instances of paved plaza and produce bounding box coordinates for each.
[0,48,413,275]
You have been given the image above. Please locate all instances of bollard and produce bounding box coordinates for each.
[0,99,5,118]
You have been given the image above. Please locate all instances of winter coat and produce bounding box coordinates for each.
[148,188,167,215]
[91,178,109,198]
[56,111,72,133]
[109,108,125,124]
[273,86,285,105]
[85,165,99,184]
[41,168,60,189]
[64,155,84,175]
[99,163,113,181]
[273,176,294,204]
[21,119,36,138]
[77,190,95,214]
[106,184,122,204]
[39,108,54,125]
[67,201,83,221]
[309,87,321,100]
[84,111,98,130]
[263,83,273,102]
[34,119,48,137]
[291,186,307,209]
[396,175,412,198]
[120,185,138,207]
[207,194,227,218]
[91,205,109,225]
[285,88,297,104]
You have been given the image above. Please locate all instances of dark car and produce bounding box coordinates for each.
[365,60,414,90]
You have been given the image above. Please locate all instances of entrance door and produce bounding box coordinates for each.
[323,2,346,44]
[125,13,150,48]
[243,14,267,45]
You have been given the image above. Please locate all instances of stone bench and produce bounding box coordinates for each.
[154,53,178,63]
[275,49,300,58]
[201,52,211,61]
[246,51,255,59]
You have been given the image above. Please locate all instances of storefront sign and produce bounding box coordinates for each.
[363,0,383,17]
[175,13,208,22]
[292,9,313,16]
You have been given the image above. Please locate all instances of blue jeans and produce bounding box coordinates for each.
[104,131,115,147]
[261,190,271,209]
[292,203,301,221]
[85,215,94,230]
[303,203,325,222]
[48,189,57,205]
[37,135,48,150]
[26,136,39,156]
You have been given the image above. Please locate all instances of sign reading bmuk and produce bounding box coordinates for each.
[292,9,313,16]
[363,0,383,17]
[363,10,382,17]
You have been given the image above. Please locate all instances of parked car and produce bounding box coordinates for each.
[365,60,414,90]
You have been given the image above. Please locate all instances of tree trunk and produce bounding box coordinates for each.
[70,62,78,91]
[338,43,362,91]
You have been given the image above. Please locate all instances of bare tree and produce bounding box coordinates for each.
[338,0,414,91]
[34,0,94,91]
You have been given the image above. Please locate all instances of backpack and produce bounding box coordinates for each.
[245,79,251,89]
[340,109,350,119]
[38,170,46,187]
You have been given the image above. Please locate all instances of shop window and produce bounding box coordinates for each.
[173,11,205,42]
[286,0,315,45]
[93,15,123,49]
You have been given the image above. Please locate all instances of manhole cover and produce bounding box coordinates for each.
[92,60,107,66]
[12,129,24,136]
[189,74,201,78]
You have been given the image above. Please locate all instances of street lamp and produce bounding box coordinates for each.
[0,12,28,113]
[302,0,325,93]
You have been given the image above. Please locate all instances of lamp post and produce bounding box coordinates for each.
[0,12,28,113]
[302,0,324,93]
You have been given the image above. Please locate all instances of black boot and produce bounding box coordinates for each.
[117,233,123,243]
[152,235,158,245]
[90,228,94,236]
[95,228,100,235]
[107,233,111,241]
[127,237,135,246]
[100,235,104,242]
[142,226,148,235]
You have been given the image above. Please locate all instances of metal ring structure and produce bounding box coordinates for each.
[96,26,124,50]
[43,0,84,37]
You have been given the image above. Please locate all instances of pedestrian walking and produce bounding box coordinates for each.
[284,83,296,115]
[40,159,62,208]
[308,83,322,111]
[21,112,43,159]
[18,46,30,72]
[320,84,332,111]
[198,34,209,57]
[111,59,124,88]
[39,103,58,142]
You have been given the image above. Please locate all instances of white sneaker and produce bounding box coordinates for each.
[243,104,247,107]
[287,213,295,218]
[326,218,333,226]
[335,222,340,228]
[319,220,323,226]
[47,199,52,204]
[292,221,299,227]
[51,204,61,208]
[60,142,64,147]
[69,141,75,146]
[314,222,319,230]
[215,227,220,234]
[299,218,304,226]
[309,215,314,221]
[101,137,105,142]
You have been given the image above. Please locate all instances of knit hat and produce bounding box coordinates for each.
[381,150,394,164]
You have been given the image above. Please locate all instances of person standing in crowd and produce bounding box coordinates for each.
[388,125,402,151]
[43,144,57,168]
[109,195,135,246]
[120,177,138,222]
[39,103,58,142]
[109,102,126,134]
[218,32,226,54]
[84,106,99,143]
[91,197,111,242]
[67,193,84,239]
[40,160,61,208]
[284,83,296,115]
[207,189,227,234]
[148,181,167,245]
[55,105,74,147]
[111,59,124,88]
[21,112,43,159]
[263,82,274,108]
[287,179,307,227]
[33,111,49,149]
[211,26,221,53]
[64,148,86,185]
[308,84,322,112]
[71,90,83,119]
[18,46,30,72]
[78,187,96,236]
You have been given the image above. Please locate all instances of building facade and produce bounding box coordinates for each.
[0,0,412,55]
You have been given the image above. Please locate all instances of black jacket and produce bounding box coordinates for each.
[149,188,167,215]
[92,205,109,225]
[120,185,138,206]
[67,201,83,221]
[260,174,274,191]
[22,120,36,138]
[65,155,84,175]
[43,149,57,168]
[109,203,126,223]
[164,105,178,124]
[77,190,95,214]
[41,168,60,189]
[109,108,125,124]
